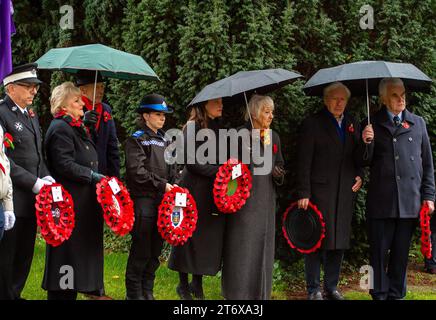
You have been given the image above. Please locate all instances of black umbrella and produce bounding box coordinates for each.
[188,68,303,127]
[303,60,432,124]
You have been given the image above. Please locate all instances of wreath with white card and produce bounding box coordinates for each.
[96,177,135,236]
[157,186,198,246]
[35,183,75,247]
[213,158,252,213]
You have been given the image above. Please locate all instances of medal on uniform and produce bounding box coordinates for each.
[14,122,23,131]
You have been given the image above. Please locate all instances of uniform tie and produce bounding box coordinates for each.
[393,115,401,127]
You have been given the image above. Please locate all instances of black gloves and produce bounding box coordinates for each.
[91,171,105,184]
[83,110,99,128]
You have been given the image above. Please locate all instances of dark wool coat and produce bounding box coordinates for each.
[296,109,364,250]
[42,118,103,292]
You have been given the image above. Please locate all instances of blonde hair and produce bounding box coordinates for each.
[245,94,274,121]
[50,82,81,115]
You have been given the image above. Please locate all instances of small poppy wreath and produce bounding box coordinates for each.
[213,158,252,213]
[96,177,135,236]
[419,202,432,259]
[157,186,198,246]
[35,183,75,247]
[282,201,326,254]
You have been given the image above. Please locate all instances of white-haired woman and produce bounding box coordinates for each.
[221,94,285,300]
[42,82,105,300]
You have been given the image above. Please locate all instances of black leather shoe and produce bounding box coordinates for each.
[189,282,205,300]
[143,291,155,300]
[307,291,323,300]
[325,290,345,300]
[176,285,193,300]
[126,295,145,300]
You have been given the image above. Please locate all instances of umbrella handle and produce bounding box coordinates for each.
[365,79,373,143]
[244,92,254,129]
[92,71,98,110]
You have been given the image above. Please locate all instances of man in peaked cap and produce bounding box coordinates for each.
[74,70,120,300]
[0,63,55,300]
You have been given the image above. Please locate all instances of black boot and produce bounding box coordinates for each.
[143,279,156,300]
[176,284,193,300]
[189,275,205,300]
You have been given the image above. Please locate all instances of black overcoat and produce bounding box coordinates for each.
[42,118,103,292]
[167,118,226,276]
[296,109,363,250]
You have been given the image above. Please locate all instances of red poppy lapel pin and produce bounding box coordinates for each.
[348,123,354,133]
[103,111,112,122]
[273,143,278,154]
[28,108,35,118]
[402,121,410,129]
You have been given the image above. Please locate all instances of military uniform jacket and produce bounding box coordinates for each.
[0,95,49,218]
[364,107,435,219]
[124,125,176,199]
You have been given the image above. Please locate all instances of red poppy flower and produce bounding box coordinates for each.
[28,108,35,118]
[96,177,135,236]
[35,183,75,247]
[157,186,198,246]
[213,158,252,214]
[3,132,14,150]
[402,121,410,129]
[348,123,354,133]
[273,144,278,154]
[103,111,112,122]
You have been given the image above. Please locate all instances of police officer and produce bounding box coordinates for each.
[362,77,435,300]
[0,63,54,300]
[124,94,177,300]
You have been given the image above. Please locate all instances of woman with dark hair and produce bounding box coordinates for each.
[42,82,105,300]
[168,98,226,300]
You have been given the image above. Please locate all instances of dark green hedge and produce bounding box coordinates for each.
[8,1,435,267]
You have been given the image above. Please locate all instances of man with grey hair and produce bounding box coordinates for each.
[296,81,363,300]
[362,77,435,300]
[0,63,54,300]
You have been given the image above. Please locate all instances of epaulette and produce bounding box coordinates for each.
[132,130,145,138]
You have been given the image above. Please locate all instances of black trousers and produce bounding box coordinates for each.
[367,218,416,300]
[304,249,344,294]
[424,214,436,270]
[0,217,36,299]
[125,214,163,299]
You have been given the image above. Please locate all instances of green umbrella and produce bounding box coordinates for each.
[36,44,159,109]
[36,43,159,81]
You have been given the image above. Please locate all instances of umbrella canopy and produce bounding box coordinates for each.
[188,68,302,106]
[303,60,432,96]
[35,43,159,81]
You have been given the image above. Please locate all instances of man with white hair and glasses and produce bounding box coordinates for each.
[361,78,435,300]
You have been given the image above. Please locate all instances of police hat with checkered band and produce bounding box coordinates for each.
[3,63,43,86]
[137,93,174,114]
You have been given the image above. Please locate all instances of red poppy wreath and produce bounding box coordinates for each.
[213,158,252,213]
[96,177,135,236]
[157,186,198,246]
[35,183,75,247]
[282,201,326,254]
[419,202,432,259]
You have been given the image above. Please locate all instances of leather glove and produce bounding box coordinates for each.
[42,175,56,183]
[4,211,16,231]
[272,165,286,178]
[32,177,53,194]
[83,110,99,128]
[91,171,105,184]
